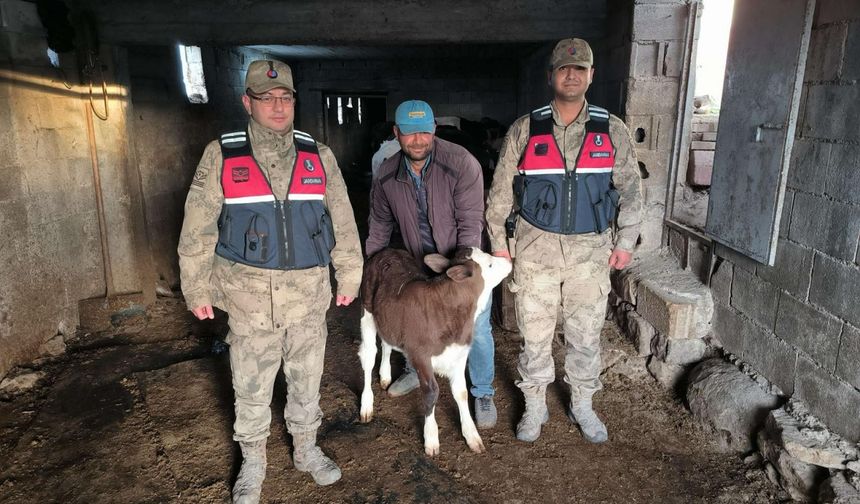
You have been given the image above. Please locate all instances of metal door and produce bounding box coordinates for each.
[705,0,814,264]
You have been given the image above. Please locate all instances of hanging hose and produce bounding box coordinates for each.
[54,66,73,90]
[83,52,108,121]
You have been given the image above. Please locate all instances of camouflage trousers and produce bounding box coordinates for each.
[218,264,332,443]
[228,321,327,442]
[511,235,612,402]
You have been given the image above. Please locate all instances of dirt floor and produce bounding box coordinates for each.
[0,293,791,504]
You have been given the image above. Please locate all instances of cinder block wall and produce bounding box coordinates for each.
[129,45,264,287]
[624,0,688,252]
[709,1,860,441]
[291,58,519,140]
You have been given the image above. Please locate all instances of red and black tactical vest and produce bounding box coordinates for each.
[214,129,335,270]
[513,104,620,234]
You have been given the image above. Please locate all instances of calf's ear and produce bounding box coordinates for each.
[424,254,451,273]
[445,264,472,282]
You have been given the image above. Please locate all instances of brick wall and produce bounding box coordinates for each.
[710,0,860,441]
[672,115,717,230]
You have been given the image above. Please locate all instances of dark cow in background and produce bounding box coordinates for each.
[358,247,512,456]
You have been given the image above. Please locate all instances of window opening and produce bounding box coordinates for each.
[178,45,208,104]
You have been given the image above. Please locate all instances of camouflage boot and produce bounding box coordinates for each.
[293,431,342,486]
[232,439,267,504]
[568,399,608,443]
[516,394,549,442]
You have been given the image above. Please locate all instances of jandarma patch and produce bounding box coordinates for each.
[191,169,207,187]
[590,152,611,158]
[408,111,426,118]
[232,167,250,182]
[302,177,323,185]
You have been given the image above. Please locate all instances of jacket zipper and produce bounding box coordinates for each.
[255,157,288,269]
[276,200,288,268]
[570,119,591,234]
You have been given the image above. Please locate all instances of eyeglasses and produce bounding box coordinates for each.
[248,93,295,106]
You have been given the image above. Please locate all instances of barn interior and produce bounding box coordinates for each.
[1,0,859,502]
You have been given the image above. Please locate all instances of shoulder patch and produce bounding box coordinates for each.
[191,167,208,189]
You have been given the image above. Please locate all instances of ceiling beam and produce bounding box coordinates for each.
[66,0,607,45]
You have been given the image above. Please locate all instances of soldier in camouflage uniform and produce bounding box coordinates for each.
[178,60,363,503]
[485,39,643,444]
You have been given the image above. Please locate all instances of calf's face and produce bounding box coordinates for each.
[467,248,512,292]
[424,247,512,293]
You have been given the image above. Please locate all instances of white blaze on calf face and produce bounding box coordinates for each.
[467,247,513,321]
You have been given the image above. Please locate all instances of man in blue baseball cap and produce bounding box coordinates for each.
[365,100,498,429]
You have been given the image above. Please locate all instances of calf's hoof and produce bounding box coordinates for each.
[424,441,440,457]
[466,435,486,454]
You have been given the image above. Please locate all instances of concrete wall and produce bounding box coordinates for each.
[0,2,143,377]
[129,45,264,287]
[291,58,520,141]
[624,0,688,252]
[706,0,860,441]
[0,0,267,379]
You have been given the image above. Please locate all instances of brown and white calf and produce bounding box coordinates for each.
[358,247,512,456]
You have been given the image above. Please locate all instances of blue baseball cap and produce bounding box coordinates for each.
[395,100,435,134]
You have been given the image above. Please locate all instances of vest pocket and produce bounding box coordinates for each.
[591,188,619,233]
[521,179,559,228]
[605,189,619,223]
[219,215,234,249]
[583,175,619,233]
[311,210,335,265]
[243,214,272,264]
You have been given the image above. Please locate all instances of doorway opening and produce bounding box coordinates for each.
[323,93,387,188]
[669,0,735,232]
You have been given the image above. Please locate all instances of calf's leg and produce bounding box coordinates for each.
[358,309,378,423]
[379,340,393,390]
[413,357,441,456]
[449,353,485,453]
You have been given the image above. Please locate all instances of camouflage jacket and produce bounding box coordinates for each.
[485,101,643,267]
[177,118,363,319]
